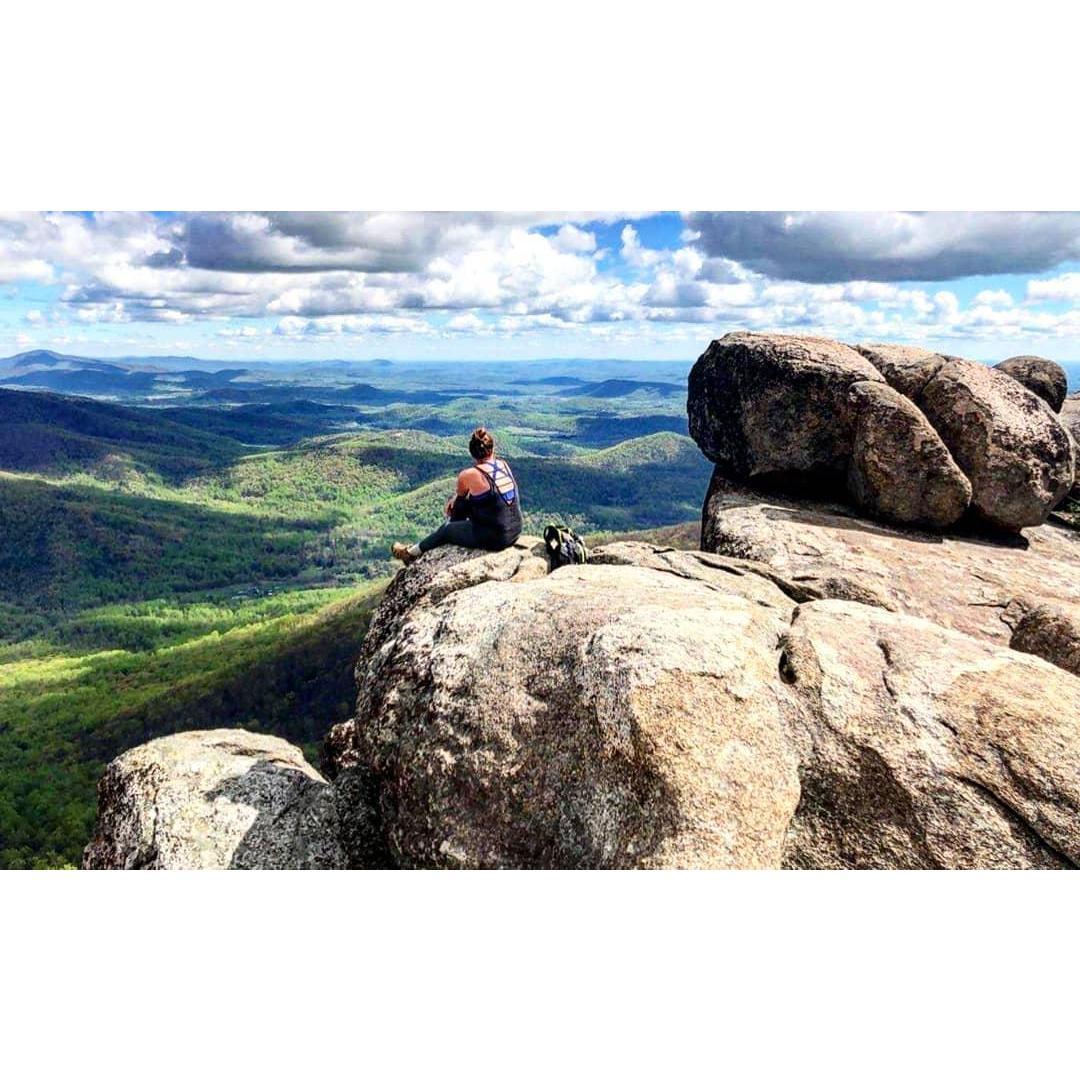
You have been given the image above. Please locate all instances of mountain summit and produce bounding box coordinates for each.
[81,335,1080,870]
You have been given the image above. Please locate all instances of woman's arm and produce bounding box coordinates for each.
[445,469,474,517]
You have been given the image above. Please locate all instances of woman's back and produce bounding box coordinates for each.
[468,457,522,544]
[391,428,522,564]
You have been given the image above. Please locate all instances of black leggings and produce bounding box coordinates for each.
[419,519,502,553]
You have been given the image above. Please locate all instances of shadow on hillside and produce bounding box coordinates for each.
[0,425,242,483]
[513,448,712,519]
[65,586,383,764]
[572,413,689,447]
[0,474,355,628]
[0,388,247,482]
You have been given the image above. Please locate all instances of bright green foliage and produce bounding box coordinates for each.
[0,379,710,868]
[0,585,383,869]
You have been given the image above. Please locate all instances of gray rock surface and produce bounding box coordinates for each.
[333,547,801,869]
[781,600,1080,869]
[1060,396,1080,504]
[589,540,868,605]
[1061,395,1080,443]
[83,729,346,869]
[855,343,947,399]
[329,538,1080,870]
[691,334,1076,533]
[325,537,550,867]
[995,354,1067,413]
[701,473,1080,646]
[917,358,1074,529]
[1009,602,1080,677]
[845,380,971,528]
[687,332,883,489]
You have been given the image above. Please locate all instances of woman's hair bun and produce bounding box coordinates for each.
[469,426,495,460]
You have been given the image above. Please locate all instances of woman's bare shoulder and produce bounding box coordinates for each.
[459,465,487,491]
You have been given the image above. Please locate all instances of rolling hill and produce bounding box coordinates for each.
[557,378,684,398]
[0,387,245,479]
[0,379,712,867]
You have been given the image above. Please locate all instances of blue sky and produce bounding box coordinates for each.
[2,211,1080,361]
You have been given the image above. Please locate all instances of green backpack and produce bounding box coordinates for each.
[543,524,589,569]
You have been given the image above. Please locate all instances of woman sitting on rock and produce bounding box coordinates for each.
[392,427,523,564]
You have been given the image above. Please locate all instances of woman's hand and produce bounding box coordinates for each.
[445,495,456,516]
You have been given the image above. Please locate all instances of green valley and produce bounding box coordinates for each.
[0,358,708,867]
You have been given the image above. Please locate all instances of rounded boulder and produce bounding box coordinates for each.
[995,355,1068,413]
[845,380,971,528]
[688,331,883,491]
[82,729,346,869]
[855,343,947,400]
[916,358,1074,529]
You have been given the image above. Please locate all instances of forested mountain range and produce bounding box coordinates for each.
[0,358,705,867]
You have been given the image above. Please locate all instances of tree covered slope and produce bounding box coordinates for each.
[0,382,711,868]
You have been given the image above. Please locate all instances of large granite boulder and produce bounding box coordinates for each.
[85,526,1080,871]
[687,332,883,491]
[82,729,346,869]
[330,539,1080,869]
[1061,395,1080,443]
[916,358,1074,529]
[995,355,1068,413]
[854,343,947,399]
[691,335,1075,533]
[1009,602,1080,677]
[701,475,1080,647]
[331,544,801,869]
[781,600,1080,869]
[845,380,971,528]
[1060,396,1080,505]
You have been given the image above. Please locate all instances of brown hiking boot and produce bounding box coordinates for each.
[391,542,417,565]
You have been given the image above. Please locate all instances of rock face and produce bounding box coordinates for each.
[83,730,346,869]
[855,342,947,400]
[781,600,1080,869]
[688,334,1075,532]
[917,358,1074,529]
[995,355,1067,413]
[845,380,971,528]
[687,332,883,490]
[86,524,1080,871]
[1061,395,1080,444]
[1009,602,1080,677]
[326,540,1080,870]
[701,473,1080,647]
[333,544,802,869]
[1060,396,1080,504]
